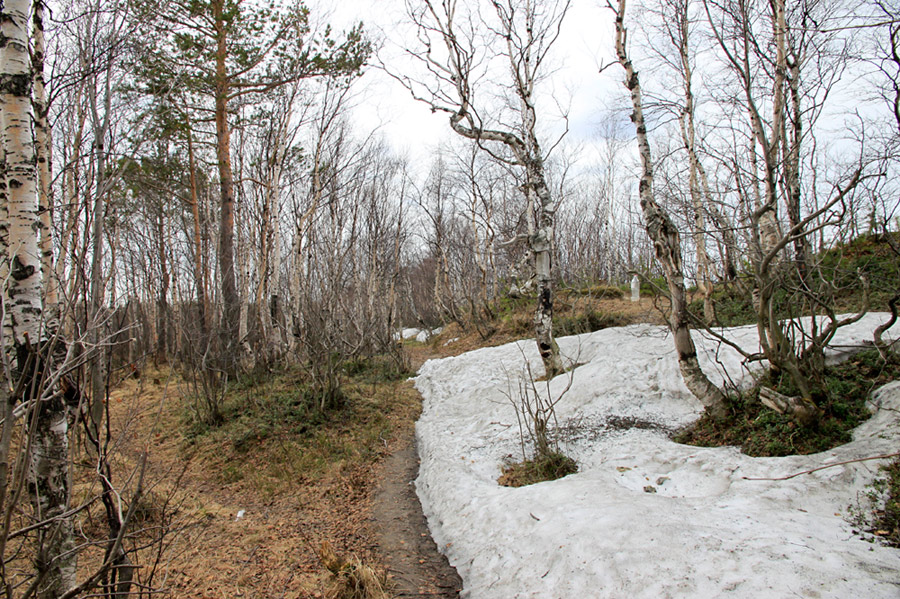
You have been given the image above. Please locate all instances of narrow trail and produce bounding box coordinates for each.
[367,297,662,597]
[373,427,462,598]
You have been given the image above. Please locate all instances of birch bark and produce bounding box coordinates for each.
[671,2,714,322]
[614,0,725,414]
[414,0,566,377]
[32,0,56,322]
[1,1,75,595]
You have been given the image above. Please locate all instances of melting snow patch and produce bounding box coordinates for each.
[394,328,421,341]
[414,314,900,598]
[415,327,444,343]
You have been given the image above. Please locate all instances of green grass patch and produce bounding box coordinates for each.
[555,310,628,336]
[561,284,624,299]
[685,233,900,326]
[819,232,900,311]
[342,354,412,383]
[498,452,578,487]
[692,288,756,327]
[675,349,900,457]
[179,354,418,492]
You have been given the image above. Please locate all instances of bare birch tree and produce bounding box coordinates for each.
[701,0,872,421]
[1,0,75,595]
[402,0,570,376]
[612,0,727,415]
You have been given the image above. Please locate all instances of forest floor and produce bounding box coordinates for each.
[104,295,662,598]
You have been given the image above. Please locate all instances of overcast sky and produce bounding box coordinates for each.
[323,0,618,164]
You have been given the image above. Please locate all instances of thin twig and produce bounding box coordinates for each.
[742,452,900,481]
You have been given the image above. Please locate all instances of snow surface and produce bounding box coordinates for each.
[414,314,900,598]
[394,327,445,342]
[395,328,421,341]
[416,327,444,343]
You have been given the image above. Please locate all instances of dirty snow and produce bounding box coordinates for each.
[413,314,900,598]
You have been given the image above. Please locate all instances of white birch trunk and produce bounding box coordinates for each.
[33,0,56,320]
[675,15,714,323]
[432,0,564,377]
[238,224,252,364]
[0,141,9,343]
[615,0,725,415]
[288,225,304,355]
[255,117,287,360]
[2,1,75,597]
[2,0,42,346]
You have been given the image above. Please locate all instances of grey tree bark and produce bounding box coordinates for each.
[405,0,569,377]
[613,0,726,415]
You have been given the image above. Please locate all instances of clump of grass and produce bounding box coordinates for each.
[563,284,624,299]
[318,540,389,599]
[555,310,627,336]
[498,452,577,487]
[675,349,900,457]
[848,458,900,548]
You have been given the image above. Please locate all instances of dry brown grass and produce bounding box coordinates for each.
[318,540,389,599]
[95,366,424,599]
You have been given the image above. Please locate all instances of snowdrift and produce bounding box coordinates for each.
[414,314,900,598]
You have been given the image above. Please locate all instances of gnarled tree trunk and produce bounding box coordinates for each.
[614,0,726,416]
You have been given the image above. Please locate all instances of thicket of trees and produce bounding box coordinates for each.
[1,0,899,596]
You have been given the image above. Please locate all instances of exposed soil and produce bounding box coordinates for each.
[372,433,462,597]
[98,358,462,599]
[86,294,663,598]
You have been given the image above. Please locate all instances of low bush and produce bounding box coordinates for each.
[563,284,624,299]
[675,349,900,456]
[555,310,628,336]
[498,452,578,487]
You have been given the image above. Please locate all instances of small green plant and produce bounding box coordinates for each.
[675,349,900,456]
[847,458,900,547]
[220,462,244,484]
[640,276,668,296]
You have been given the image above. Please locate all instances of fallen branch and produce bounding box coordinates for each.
[743,452,900,481]
[758,386,821,426]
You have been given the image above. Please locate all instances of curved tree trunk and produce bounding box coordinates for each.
[436,0,565,379]
[614,0,726,416]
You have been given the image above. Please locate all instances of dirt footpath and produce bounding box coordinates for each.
[373,429,462,598]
